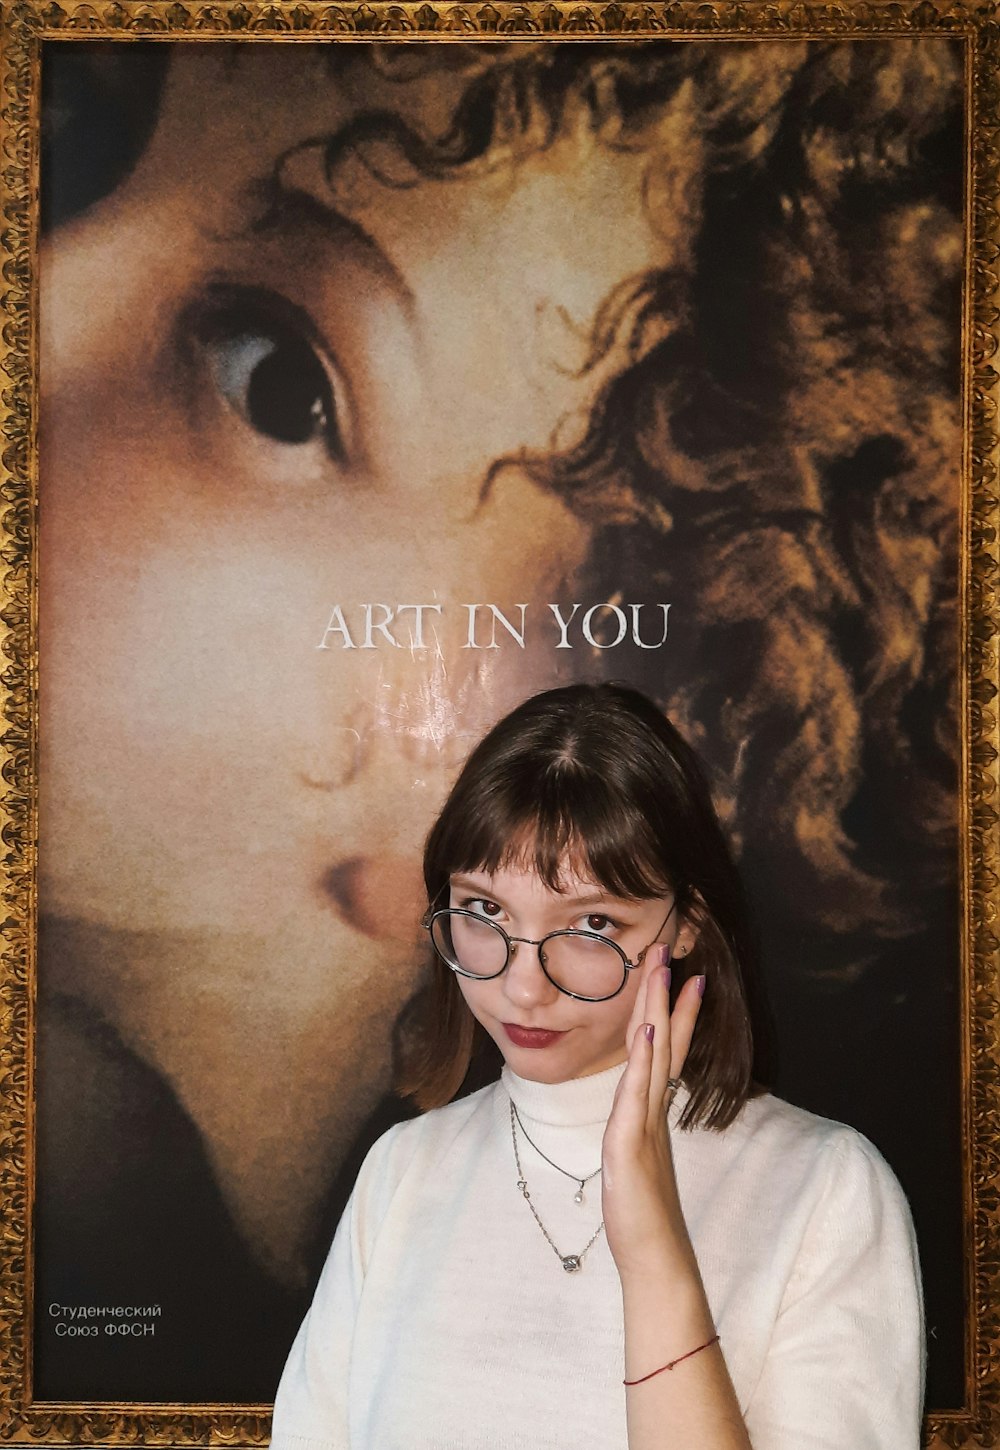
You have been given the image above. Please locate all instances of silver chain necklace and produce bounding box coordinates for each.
[509,1101,605,1273]
[510,1101,603,1204]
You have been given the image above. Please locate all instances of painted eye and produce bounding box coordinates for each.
[190,287,346,461]
[210,330,332,445]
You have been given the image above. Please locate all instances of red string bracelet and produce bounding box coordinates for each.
[623,1333,721,1386]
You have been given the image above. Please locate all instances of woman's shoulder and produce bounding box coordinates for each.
[740,1089,893,1160]
[700,1089,913,1226]
[735,1087,864,1137]
[351,1080,502,1200]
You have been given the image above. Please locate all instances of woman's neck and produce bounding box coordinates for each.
[501,1059,627,1128]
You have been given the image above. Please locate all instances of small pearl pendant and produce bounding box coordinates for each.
[573,1186,584,1204]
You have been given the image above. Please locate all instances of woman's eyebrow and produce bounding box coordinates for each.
[449,875,634,913]
[557,893,633,912]
[252,186,417,323]
[450,873,498,895]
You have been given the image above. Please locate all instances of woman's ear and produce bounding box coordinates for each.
[672,925,699,960]
[673,894,704,960]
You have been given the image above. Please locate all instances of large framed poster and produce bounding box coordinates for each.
[0,6,996,1447]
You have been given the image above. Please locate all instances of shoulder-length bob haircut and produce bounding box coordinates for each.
[398,682,769,1129]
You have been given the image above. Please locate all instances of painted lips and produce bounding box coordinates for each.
[502,1023,567,1049]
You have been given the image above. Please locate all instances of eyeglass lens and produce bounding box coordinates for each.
[430,911,627,1001]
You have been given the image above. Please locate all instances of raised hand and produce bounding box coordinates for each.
[602,949,705,1280]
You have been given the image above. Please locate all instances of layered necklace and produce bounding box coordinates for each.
[508,1100,604,1274]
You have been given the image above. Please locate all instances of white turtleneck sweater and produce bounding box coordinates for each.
[270,1065,923,1449]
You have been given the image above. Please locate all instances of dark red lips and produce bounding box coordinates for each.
[502,1023,567,1049]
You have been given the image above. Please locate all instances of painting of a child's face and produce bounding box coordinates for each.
[39,43,699,1285]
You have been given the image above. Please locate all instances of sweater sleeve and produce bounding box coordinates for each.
[268,1129,397,1450]
[744,1130,925,1450]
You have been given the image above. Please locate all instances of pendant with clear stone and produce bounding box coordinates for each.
[574,1184,585,1204]
[561,1255,581,1273]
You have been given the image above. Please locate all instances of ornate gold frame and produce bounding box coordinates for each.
[0,3,996,1445]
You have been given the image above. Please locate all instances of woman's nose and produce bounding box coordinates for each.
[501,939,560,1008]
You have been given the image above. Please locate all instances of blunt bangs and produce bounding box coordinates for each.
[423,682,707,908]
[434,759,676,905]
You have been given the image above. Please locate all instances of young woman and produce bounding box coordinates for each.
[270,683,923,1449]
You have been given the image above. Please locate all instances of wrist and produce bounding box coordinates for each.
[621,1267,718,1387]
[609,1199,695,1272]
[618,1241,706,1306]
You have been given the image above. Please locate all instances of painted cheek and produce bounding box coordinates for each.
[318,855,424,943]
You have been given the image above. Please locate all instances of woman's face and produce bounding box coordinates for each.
[39,45,702,1283]
[448,863,691,1083]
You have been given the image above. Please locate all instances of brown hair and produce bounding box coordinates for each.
[398,682,769,1129]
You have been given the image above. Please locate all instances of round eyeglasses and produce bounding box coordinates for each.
[423,899,676,1003]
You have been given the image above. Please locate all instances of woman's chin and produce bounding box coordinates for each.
[492,1028,625,1083]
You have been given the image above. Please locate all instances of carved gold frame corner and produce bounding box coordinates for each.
[0,2,998,1445]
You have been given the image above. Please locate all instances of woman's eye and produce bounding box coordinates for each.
[188,289,347,461]
[584,913,613,933]
[462,897,503,918]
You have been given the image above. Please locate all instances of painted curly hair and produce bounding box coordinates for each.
[45,37,960,976]
[266,38,961,977]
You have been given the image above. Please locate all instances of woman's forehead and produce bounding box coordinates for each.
[453,853,656,906]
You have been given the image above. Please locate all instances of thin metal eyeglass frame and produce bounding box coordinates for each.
[422,898,677,1003]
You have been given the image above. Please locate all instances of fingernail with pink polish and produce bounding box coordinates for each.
[695,975,706,998]
[644,1023,655,1043]
[662,965,672,991]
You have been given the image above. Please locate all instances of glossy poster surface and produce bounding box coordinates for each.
[34,36,963,1409]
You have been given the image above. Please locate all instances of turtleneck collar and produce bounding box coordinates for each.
[501,1060,627,1127]
[500,1061,692,1131]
